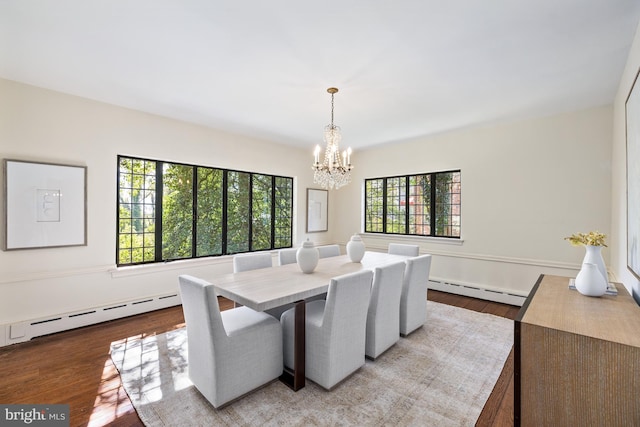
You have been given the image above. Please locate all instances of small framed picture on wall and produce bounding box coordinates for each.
[306,188,328,233]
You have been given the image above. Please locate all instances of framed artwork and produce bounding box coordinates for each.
[626,67,640,279]
[3,159,87,250]
[306,188,328,233]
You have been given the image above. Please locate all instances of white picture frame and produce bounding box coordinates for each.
[306,188,328,233]
[3,159,87,250]
[626,68,640,280]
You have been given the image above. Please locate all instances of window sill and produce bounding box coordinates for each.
[360,233,464,246]
[109,256,232,278]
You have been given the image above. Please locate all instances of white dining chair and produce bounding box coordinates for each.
[365,262,406,359]
[281,270,373,390]
[400,254,432,336]
[278,248,298,266]
[231,252,273,307]
[178,275,283,408]
[233,251,273,272]
[317,244,341,258]
[388,243,420,256]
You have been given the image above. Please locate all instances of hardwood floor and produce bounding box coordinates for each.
[0,291,519,427]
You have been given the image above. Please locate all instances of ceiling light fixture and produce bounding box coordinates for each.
[312,87,352,190]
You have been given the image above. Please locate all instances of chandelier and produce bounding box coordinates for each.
[312,87,353,190]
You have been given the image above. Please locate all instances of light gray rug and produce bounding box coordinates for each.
[110,301,513,426]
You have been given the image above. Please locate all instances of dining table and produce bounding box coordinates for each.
[209,251,410,391]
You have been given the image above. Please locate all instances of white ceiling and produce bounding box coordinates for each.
[1,1,640,151]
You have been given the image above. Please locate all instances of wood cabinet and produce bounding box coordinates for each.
[515,274,640,426]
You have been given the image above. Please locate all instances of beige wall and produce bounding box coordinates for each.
[334,105,613,296]
[611,19,640,300]
[0,79,333,326]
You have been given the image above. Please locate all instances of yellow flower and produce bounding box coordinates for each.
[564,231,607,247]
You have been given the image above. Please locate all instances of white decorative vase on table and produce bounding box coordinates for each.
[346,234,366,263]
[574,262,607,297]
[582,244,608,283]
[296,240,319,274]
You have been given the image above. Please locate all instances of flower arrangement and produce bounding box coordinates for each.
[564,231,607,247]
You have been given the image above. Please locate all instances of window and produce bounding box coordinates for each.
[117,156,293,266]
[364,170,460,238]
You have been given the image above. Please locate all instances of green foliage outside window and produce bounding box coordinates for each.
[365,179,384,232]
[386,177,406,234]
[117,156,293,266]
[196,168,223,256]
[251,174,273,251]
[226,171,251,254]
[162,163,194,260]
[364,170,460,238]
[118,158,156,265]
[274,176,293,248]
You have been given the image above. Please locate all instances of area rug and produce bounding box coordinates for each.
[110,301,513,426]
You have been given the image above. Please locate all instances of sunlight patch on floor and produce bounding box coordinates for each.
[88,328,189,426]
[88,335,144,427]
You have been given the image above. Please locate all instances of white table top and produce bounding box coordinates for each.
[211,252,409,312]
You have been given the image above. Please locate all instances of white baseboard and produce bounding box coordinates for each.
[429,278,527,306]
[1,292,181,348]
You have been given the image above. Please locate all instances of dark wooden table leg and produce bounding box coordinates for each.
[280,300,305,391]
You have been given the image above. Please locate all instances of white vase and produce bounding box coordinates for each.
[575,262,607,297]
[582,245,607,283]
[296,240,319,274]
[346,234,366,263]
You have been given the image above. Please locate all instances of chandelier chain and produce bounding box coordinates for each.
[330,92,334,127]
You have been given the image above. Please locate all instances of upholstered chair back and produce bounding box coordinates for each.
[178,275,226,398]
[309,270,373,388]
[366,262,406,359]
[317,244,341,258]
[278,247,298,265]
[388,243,420,256]
[400,254,432,336]
[233,252,273,273]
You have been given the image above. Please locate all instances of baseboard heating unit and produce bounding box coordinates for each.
[1,293,181,347]
[429,279,527,306]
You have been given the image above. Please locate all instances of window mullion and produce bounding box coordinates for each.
[270,176,276,250]
[222,170,228,255]
[116,157,122,263]
[430,173,437,237]
[155,161,163,262]
[192,167,198,257]
[382,178,388,234]
[404,176,410,235]
[248,174,254,252]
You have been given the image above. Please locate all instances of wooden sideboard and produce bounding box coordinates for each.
[515,274,640,426]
